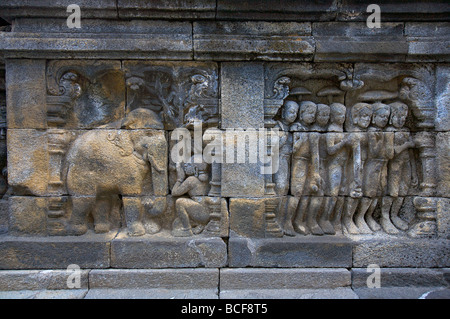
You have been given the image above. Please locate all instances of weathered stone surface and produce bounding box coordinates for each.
[0,1,118,21]
[117,0,216,19]
[353,287,447,299]
[436,198,450,239]
[352,268,449,288]
[0,289,88,299]
[338,0,450,22]
[437,133,450,198]
[8,196,47,236]
[0,19,193,60]
[220,287,358,299]
[0,234,112,269]
[220,63,267,197]
[6,59,47,129]
[85,288,218,299]
[228,236,353,267]
[194,21,314,61]
[353,239,450,267]
[7,129,48,196]
[0,269,89,291]
[216,0,338,21]
[435,65,450,131]
[89,268,218,289]
[314,23,408,62]
[45,60,125,129]
[0,199,7,234]
[111,233,227,268]
[221,62,265,129]
[229,198,266,238]
[405,23,450,62]
[220,268,350,289]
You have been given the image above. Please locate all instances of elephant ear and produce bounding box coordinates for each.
[106,131,134,156]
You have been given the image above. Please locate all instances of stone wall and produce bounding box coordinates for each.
[0,1,449,271]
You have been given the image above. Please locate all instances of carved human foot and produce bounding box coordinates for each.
[318,219,336,235]
[283,222,297,237]
[94,222,110,234]
[309,222,324,236]
[343,217,359,235]
[366,216,381,232]
[128,222,146,237]
[293,221,310,235]
[66,224,88,236]
[391,215,409,231]
[380,217,400,234]
[145,219,162,234]
[192,225,205,235]
[355,215,373,234]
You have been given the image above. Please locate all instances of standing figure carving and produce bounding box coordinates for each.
[382,102,418,233]
[323,103,350,234]
[290,101,322,235]
[343,103,372,234]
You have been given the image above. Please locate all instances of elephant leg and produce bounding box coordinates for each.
[93,195,111,234]
[123,197,145,237]
[67,197,95,235]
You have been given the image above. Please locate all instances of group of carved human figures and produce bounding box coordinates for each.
[274,99,418,236]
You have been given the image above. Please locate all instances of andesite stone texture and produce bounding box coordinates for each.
[0,2,448,298]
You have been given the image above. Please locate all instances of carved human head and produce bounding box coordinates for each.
[282,100,299,124]
[351,103,372,129]
[330,103,346,125]
[299,101,317,125]
[316,104,330,127]
[389,102,408,128]
[372,102,391,128]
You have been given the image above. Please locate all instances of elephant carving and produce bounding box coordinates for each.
[63,110,168,236]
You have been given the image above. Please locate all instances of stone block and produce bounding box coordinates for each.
[353,287,447,299]
[0,1,118,21]
[0,234,112,269]
[0,20,193,60]
[85,288,217,299]
[89,269,218,289]
[437,133,450,197]
[7,129,48,196]
[315,34,407,62]
[0,199,7,234]
[228,236,353,267]
[0,269,89,291]
[312,22,404,37]
[194,21,314,61]
[221,62,265,129]
[229,198,285,237]
[220,287,358,299]
[216,0,338,21]
[351,268,448,288]
[352,239,450,268]
[111,232,227,268]
[338,0,450,22]
[220,268,351,289]
[6,59,47,129]
[8,196,47,236]
[437,198,450,239]
[0,289,88,299]
[435,65,450,132]
[117,0,216,19]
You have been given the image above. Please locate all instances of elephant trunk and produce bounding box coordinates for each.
[146,149,164,173]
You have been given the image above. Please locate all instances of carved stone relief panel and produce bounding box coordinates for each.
[255,62,440,239]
